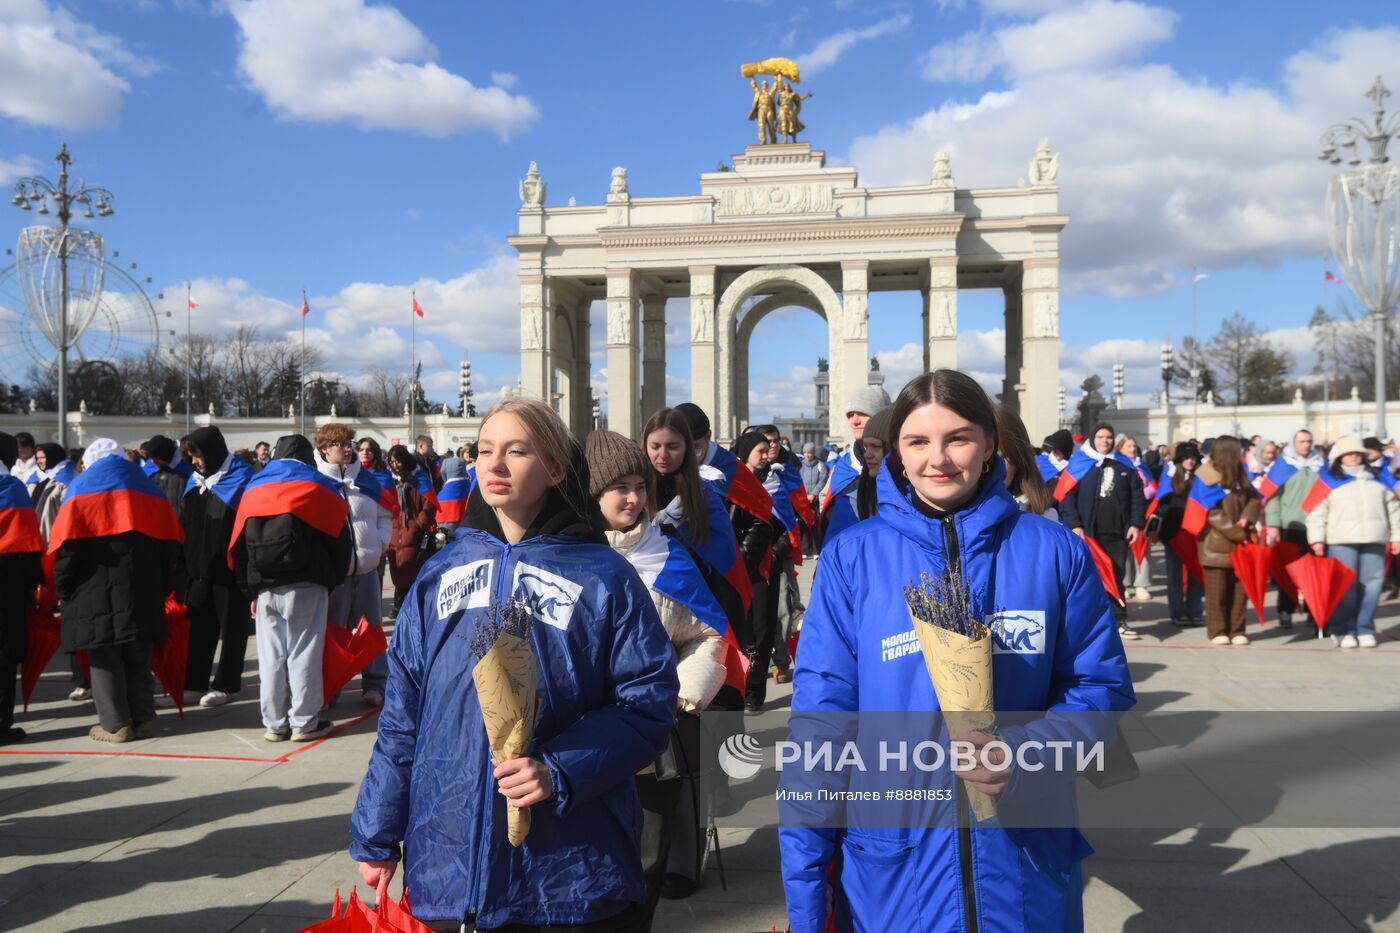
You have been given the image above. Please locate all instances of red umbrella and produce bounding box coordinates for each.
[1229,542,1272,626]
[1167,531,1205,586]
[1285,553,1357,635]
[1082,537,1124,606]
[1268,540,1303,604]
[21,600,60,712]
[322,616,389,705]
[150,596,191,718]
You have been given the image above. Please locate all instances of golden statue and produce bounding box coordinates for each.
[776,79,813,143]
[741,58,810,145]
[747,77,777,145]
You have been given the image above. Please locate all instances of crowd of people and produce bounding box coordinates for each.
[1,366,1395,931]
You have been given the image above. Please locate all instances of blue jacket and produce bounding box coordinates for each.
[349,528,679,927]
[780,461,1135,933]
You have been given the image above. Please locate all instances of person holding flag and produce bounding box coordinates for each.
[1304,436,1400,648]
[1157,443,1206,625]
[1059,423,1146,641]
[587,429,731,929]
[1116,434,1155,600]
[315,424,393,708]
[50,439,182,743]
[385,444,437,619]
[178,426,255,709]
[0,432,44,746]
[1194,438,1262,646]
[1263,429,1325,628]
[230,435,352,742]
[674,402,774,527]
[1037,429,1074,488]
[729,430,777,714]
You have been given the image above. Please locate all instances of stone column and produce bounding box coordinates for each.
[1002,278,1023,411]
[641,293,667,423]
[839,261,871,442]
[689,266,718,430]
[924,258,958,371]
[606,269,640,439]
[519,267,549,401]
[1018,259,1061,441]
[571,296,593,438]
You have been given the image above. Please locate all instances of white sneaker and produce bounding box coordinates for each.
[1331,634,1341,646]
[1118,624,1141,641]
[199,690,231,708]
[1357,634,1378,648]
[1135,587,1151,601]
[1339,634,1359,649]
[1231,635,1249,646]
[1211,635,1231,646]
[68,686,91,702]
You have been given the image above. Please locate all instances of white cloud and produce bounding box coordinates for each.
[490,71,517,89]
[926,0,1176,80]
[0,0,158,130]
[850,17,1400,295]
[0,152,40,185]
[227,0,539,137]
[796,14,911,76]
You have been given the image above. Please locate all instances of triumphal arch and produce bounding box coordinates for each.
[509,61,1067,443]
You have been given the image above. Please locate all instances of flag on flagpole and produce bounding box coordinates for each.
[187,295,198,310]
[1325,271,1340,283]
[412,296,425,318]
[300,294,310,317]
[1193,272,1208,283]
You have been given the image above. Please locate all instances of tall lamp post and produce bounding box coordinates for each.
[1160,342,1174,448]
[9,145,114,448]
[1320,75,1400,437]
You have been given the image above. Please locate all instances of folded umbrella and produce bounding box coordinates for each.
[1268,540,1303,605]
[21,600,60,712]
[1285,553,1357,636]
[1229,542,1272,626]
[1167,530,1206,586]
[1082,537,1124,606]
[322,616,389,706]
[1129,525,1150,569]
[149,595,191,717]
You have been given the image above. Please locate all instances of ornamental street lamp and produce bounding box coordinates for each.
[10,145,115,447]
[1112,362,1125,409]
[1320,75,1400,437]
[1160,342,1174,448]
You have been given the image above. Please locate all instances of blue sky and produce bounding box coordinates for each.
[2,0,1398,419]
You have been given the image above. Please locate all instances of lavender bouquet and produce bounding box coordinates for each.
[904,569,998,821]
[469,598,539,846]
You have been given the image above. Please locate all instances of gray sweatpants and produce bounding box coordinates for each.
[255,583,328,733]
[88,640,155,733]
[326,569,386,692]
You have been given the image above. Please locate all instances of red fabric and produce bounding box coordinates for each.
[1300,477,1332,514]
[724,544,754,614]
[227,479,349,568]
[1129,525,1149,567]
[150,596,191,717]
[412,297,424,318]
[1168,531,1205,585]
[1082,537,1124,606]
[723,626,750,693]
[0,506,41,554]
[786,627,800,663]
[1052,470,1078,503]
[297,886,434,933]
[1285,553,1357,630]
[21,601,59,712]
[1269,540,1303,604]
[729,463,775,522]
[1230,542,1272,626]
[321,616,389,705]
[47,488,183,555]
[789,526,804,567]
[791,488,817,526]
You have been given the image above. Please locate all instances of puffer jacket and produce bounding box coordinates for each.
[1195,465,1260,570]
[349,480,679,927]
[1305,465,1400,546]
[607,521,726,713]
[780,459,1135,933]
[317,456,392,576]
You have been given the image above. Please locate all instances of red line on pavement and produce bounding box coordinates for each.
[0,708,379,764]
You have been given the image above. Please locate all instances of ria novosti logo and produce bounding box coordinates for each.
[717,733,765,780]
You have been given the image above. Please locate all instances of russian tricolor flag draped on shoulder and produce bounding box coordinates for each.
[226,460,348,568]
[1052,445,1099,502]
[0,474,42,554]
[702,441,773,522]
[182,454,254,511]
[437,473,475,524]
[48,456,184,554]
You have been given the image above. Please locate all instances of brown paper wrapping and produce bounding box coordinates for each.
[909,607,998,822]
[472,632,539,847]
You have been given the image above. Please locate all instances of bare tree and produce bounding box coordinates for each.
[362,366,411,416]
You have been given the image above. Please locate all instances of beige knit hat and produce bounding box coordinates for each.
[584,430,651,498]
[1330,435,1366,463]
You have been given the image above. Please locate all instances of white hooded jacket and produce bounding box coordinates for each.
[316,454,392,575]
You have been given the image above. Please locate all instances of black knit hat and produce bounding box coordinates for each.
[1363,436,1384,453]
[675,402,711,441]
[146,434,177,463]
[0,432,16,469]
[732,429,768,464]
[584,430,651,498]
[1173,441,1202,464]
[273,435,314,466]
[1043,430,1073,461]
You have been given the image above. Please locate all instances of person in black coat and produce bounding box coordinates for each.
[1060,422,1147,640]
[53,444,180,742]
[730,431,775,713]
[179,426,254,709]
[0,432,45,745]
